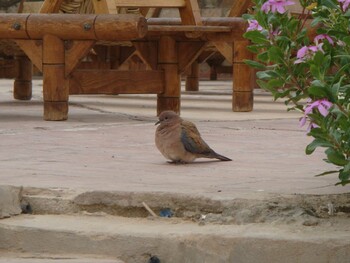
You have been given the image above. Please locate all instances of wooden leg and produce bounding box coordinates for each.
[42,35,68,121]
[232,40,254,112]
[185,60,199,91]
[14,55,32,100]
[209,65,217,80]
[157,36,180,115]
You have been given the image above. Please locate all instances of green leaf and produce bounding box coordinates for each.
[244,31,269,44]
[319,0,339,9]
[325,148,348,166]
[315,170,340,177]
[310,64,322,80]
[305,139,333,155]
[308,84,328,98]
[244,59,266,70]
[339,170,350,183]
[313,51,324,66]
[257,51,269,62]
[268,46,284,63]
[256,70,279,80]
[335,180,350,186]
[308,128,329,140]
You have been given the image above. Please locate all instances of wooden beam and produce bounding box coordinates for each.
[15,40,42,72]
[119,46,137,65]
[133,41,158,69]
[69,70,164,94]
[65,40,96,76]
[114,0,186,7]
[212,41,232,63]
[179,0,201,25]
[178,41,207,72]
[0,14,147,41]
[148,25,231,32]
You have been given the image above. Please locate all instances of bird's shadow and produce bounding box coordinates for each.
[166,159,232,165]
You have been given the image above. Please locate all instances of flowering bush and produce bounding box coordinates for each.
[244,0,350,185]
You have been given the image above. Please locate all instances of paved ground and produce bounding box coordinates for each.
[1,78,349,198]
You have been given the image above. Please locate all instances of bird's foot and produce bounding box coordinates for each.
[167,160,188,165]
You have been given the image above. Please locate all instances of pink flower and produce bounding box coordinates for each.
[261,0,295,14]
[304,99,333,117]
[299,116,319,132]
[314,34,334,45]
[300,99,332,131]
[247,20,263,32]
[338,0,350,11]
[294,44,323,64]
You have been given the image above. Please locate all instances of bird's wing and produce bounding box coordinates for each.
[180,121,212,154]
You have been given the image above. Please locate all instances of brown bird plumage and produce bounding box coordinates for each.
[155,111,232,163]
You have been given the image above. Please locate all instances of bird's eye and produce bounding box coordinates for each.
[164,117,168,120]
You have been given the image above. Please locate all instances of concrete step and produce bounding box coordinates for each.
[0,254,124,263]
[1,214,349,263]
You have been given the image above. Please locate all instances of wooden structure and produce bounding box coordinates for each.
[185,0,254,112]
[0,0,252,120]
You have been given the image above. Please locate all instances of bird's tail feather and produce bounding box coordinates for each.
[211,152,232,161]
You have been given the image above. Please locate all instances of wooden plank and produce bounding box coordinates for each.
[229,0,252,17]
[178,41,207,72]
[212,41,232,63]
[69,70,164,94]
[15,40,42,72]
[114,0,186,7]
[39,0,64,13]
[65,40,95,76]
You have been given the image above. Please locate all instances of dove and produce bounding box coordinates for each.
[155,111,232,163]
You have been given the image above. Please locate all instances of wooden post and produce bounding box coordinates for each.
[14,55,32,100]
[157,36,180,115]
[232,40,254,112]
[210,65,217,80]
[185,60,199,91]
[42,34,68,121]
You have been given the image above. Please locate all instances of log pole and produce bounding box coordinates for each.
[42,34,68,121]
[0,14,147,41]
[157,36,180,115]
[232,40,254,112]
[14,55,32,100]
[185,60,199,91]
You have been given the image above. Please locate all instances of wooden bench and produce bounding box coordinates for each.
[0,0,251,120]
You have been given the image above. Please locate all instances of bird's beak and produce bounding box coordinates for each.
[155,120,160,125]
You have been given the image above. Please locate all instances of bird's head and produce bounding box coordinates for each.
[155,111,180,126]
